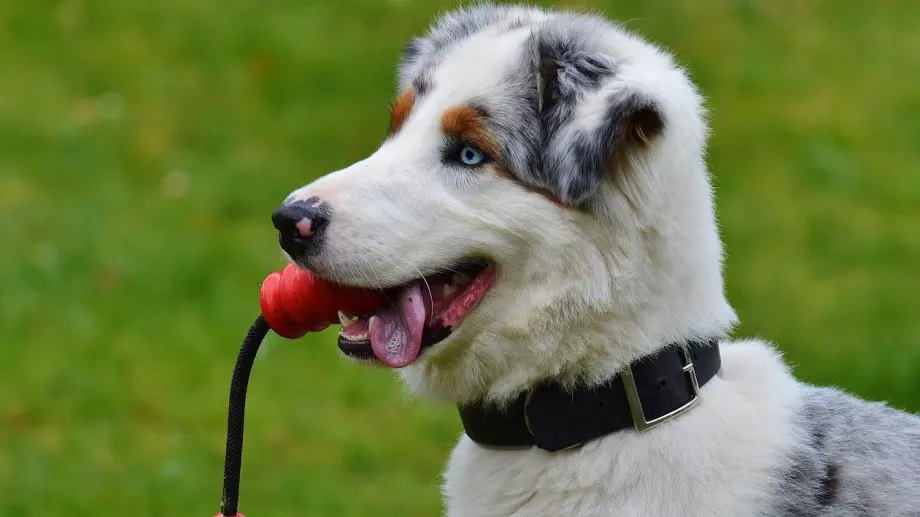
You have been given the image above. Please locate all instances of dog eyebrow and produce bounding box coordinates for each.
[388,88,416,135]
[440,104,501,161]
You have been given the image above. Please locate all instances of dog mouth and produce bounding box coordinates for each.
[337,260,495,368]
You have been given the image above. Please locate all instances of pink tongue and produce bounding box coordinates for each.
[369,282,427,368]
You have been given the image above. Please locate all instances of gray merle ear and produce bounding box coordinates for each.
[533,39,665,207]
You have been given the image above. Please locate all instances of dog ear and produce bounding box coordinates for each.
[533,39,665,207]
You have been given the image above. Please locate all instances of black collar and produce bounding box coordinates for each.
[457,339,721,452]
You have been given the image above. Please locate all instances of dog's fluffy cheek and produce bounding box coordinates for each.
[395,200,617,402]
[399,259,617,403]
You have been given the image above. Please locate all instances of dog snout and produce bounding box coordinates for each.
[271,200,328,260]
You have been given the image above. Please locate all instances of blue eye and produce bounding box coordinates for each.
[459,144,486,166]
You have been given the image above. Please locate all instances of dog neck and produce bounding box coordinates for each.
[455,338,722,451]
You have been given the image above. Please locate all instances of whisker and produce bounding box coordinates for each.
[362,247,436,326]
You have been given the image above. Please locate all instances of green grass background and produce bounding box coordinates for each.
[1,0,918,515]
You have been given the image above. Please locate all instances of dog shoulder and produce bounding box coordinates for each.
[762,383,920,516]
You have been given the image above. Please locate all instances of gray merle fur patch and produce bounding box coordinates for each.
[763,386,920,516]
[398,6,664,207]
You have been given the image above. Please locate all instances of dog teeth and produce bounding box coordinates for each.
[443,284,457,297]
[451,273,469,286]
[338,311,356,328]
[339,312,369,340]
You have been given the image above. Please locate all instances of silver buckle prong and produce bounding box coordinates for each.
[621,346,701,432]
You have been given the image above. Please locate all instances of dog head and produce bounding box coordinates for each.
[273,5,736,404]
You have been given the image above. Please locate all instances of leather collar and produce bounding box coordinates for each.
[457,339,721,452]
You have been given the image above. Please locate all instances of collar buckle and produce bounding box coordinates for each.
[621,346,701,432]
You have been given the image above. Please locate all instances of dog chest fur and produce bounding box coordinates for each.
[443,340,797,517]
[443,341,920,516]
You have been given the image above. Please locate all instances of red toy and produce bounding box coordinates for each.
[217,264,383,517]
[259,263,383,338]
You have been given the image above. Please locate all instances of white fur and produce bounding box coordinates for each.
[443,342,799,517]
[288,13,734,405]
[281,6,920,516]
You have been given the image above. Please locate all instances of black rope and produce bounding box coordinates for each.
[220,315,270,517]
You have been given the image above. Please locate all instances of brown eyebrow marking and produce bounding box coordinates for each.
[439,105,502,163]
[388,89,416,135]
[440,105,568,208]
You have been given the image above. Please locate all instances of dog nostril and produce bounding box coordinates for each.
[294,218,314,238]
[272,205,319,237]
[271,203,327,258]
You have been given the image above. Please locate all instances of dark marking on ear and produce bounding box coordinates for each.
[532,25,617,110]
[547,91,664,206]
[622,103,665,146]
[537,44,615,108]
[528,31,662,206]
[395,9,669,209]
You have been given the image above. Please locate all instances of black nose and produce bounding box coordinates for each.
[271,201,328,259]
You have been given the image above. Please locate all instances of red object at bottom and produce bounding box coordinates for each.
[258,264,383,339]
[215,513,245,517]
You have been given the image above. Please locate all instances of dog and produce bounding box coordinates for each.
[270,4,920,516]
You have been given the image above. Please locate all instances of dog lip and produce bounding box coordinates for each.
[338,328,446,362]
[338,336,376,360]
[328,258,490,292]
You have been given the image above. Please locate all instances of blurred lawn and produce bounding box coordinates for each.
[1,0,918,515]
